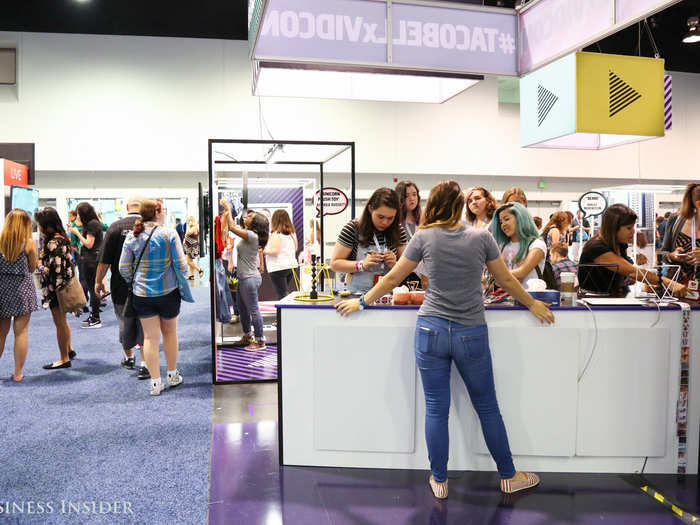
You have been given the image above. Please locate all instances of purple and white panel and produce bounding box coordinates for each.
[664,74,672,131]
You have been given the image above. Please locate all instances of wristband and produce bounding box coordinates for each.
[359,295,367,309]
[355,261,364,273]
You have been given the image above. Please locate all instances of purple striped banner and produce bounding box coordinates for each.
[248,187,305,257]
[664,74,672,131]
[216,345,278,382]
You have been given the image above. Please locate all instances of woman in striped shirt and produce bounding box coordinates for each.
[120,199,188,396]
[330,188,408,293]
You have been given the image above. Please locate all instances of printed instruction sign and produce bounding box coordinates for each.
[315,187,348,217]
[578,191,607,217]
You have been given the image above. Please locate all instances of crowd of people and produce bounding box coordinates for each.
[328,181,697,299]
[0,196,202,396]
[2,182,698,393]
[332,179,698,499]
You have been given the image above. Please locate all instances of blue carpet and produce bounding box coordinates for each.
[0,286,213,524]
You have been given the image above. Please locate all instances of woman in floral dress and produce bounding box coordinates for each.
[35,208,77,370]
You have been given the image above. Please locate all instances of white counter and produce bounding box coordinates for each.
[277,300,699,474]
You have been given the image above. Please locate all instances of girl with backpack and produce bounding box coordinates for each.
[490,203,549,286]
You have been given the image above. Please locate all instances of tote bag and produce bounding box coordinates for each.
[57,273,87,313]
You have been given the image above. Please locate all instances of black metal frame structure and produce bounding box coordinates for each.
[208,139,356,385]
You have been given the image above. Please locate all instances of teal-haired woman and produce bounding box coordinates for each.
[490,202,546,284]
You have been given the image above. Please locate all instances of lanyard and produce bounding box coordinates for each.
[693,216,697,274]
[372,233,383,252]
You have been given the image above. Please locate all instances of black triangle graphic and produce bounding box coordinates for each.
[609,70,642,117]
[537,84,558,127]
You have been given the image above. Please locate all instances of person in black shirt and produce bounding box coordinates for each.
[578,204,685,297]
[71,202,104,328]
[95,195,147,376]
[175,218,186,243]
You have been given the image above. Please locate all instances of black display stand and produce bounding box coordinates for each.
[208,139,356,385]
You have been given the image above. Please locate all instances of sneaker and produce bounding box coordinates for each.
[245,339,267,351]
[238,334,254,346]
[137,366,150,380]
[230,315,240,324]
[150,381,165,396]
[81,316,102,329]
[167,370,184,388]
[500,472,540,494]
[121,357,135,370]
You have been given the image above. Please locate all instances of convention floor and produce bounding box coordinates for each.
[211,382,700,525]
[3,275,697,524]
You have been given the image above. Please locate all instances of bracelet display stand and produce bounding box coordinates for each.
[634,265,682,301]
[293,254,334,303]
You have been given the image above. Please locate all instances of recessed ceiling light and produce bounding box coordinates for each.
[682,16,700,44]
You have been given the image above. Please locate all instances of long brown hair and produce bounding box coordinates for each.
[679,183,700,220]
[593,203,637,256]
[542,211,571,235]
[395,180,421,225]
[501,187,528,207]
[465,186,497,222]
[357,188,401,248]
[0,209,32,262]
[421,180,465,230]
[271,209,295,235]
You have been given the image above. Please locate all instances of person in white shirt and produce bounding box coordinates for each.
[465,186,497,231]
[490,202,546,285]
[264,210,299,300]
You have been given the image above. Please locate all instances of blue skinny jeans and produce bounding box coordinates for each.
[237,274,264,340]
[414,315,516,482]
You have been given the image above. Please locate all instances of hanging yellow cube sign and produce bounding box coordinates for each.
[521,52,665,150]
[577,53,665,136]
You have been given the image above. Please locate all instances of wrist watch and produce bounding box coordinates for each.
[359,295,367,309]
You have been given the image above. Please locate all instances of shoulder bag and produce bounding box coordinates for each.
[57,272,88,314]
[122,226,157,318]
[167,232,195,303]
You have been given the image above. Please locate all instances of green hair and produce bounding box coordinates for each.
[490,202,540,263]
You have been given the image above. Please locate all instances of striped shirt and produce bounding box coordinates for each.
[119,223,187,298]
[337,220,408,261]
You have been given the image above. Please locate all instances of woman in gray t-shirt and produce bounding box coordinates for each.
[337,180,553,500]
[221,204,269,351]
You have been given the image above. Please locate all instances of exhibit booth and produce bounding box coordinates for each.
[207,139,356,384]
[276,299,699,475]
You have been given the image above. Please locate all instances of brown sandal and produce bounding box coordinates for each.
[429,475,448,499]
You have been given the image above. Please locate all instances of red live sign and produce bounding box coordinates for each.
[2,159,29,187]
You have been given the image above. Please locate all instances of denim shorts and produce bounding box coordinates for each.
[133,289,181,320]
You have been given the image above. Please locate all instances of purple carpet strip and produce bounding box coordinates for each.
[216,344,278,382]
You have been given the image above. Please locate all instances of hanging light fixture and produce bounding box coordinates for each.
[682,16,700,44]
